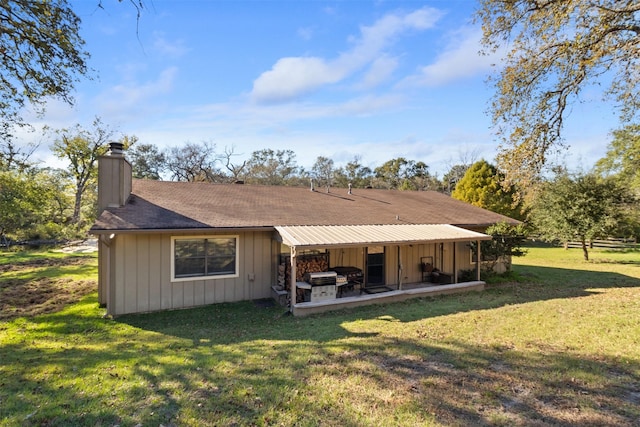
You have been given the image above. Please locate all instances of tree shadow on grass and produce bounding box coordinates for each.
[319,336,640,426]
[6,308,640,426]
[115,262,640,344]
[3,259,640,426]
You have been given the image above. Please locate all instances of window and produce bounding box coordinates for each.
[172,236,239,281]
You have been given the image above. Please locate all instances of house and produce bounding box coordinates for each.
[90,143,518,316]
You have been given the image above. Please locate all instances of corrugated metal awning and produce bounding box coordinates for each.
[275,224,491,249]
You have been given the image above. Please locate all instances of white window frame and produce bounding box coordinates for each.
[171,235,240,282]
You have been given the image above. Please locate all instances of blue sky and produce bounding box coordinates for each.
[24,0,615,177]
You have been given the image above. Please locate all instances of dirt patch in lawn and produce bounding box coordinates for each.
[0,256,90,273]
[0,257,96,321]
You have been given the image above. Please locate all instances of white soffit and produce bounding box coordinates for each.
[275,224,491,249]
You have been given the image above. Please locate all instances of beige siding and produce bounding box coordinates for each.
[328,247,364,270]
[108,230,274,316]
[102,232,479,315]
[382,242,473,287]
[399,244,436,284]
[327,242,474,288]
[456,241,473,272]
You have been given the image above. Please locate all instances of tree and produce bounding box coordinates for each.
[220,146,246,183]
[128,142,165,180]
[373,157,427,190]
[164,141,221,182]
[400,160,440,191]
[0,1,145,139]
[0,171,36,244]
[38,167,74,227]
[0,141,38,172]
[0,1,89,142]
[530,172,636,260]
[451,160,522,219]
[334,156,373,188]
[442,149,479,194]
[310,156,335,191]
[477,1,640,187]
[244,149,301,185]
[51,117,112,227]
[595,124,640,194]
[471,221,528,273]
[0,168,70,244]
[442,164,470,195]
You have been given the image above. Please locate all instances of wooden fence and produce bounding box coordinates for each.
[565,238,639,249]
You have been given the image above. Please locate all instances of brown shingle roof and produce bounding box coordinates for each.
[91,179,517,232]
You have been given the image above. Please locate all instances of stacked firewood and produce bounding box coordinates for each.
[277,254,329,292]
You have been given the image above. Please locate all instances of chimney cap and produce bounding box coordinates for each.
[108,142,124,157]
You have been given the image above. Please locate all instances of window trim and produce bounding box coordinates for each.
[171,235,240,282]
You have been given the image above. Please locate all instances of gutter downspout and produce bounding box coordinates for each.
[98,233,117,317]
[97,234,114,311]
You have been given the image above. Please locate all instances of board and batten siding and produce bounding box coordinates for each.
[328,242,474,287]
[108,230,274,316]
[385,242,474,285]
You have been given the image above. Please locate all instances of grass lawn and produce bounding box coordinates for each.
[1,245,639,426]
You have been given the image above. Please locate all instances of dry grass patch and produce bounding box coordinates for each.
[0,254,96,320]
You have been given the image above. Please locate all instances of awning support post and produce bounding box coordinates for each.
[290,246,297,313]
[398,246,403,290]
[476,239,481,281]
[453,242,458,283]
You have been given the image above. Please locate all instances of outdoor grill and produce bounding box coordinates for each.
[304,271,337,286]
[304,272,337,302]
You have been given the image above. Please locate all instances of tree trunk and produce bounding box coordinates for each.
[72,186,83,225]
[581,239,589,261]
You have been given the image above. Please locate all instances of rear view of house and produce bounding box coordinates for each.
[91,144,517,316]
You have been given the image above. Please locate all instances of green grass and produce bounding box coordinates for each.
[1,246,639,426]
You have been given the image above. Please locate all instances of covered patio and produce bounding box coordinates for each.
[275,224,493,316]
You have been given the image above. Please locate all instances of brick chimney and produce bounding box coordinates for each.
[97,142,132,213]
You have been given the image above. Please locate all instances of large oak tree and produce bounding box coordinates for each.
[0,0,143,144]
[0,1,88,141]
[595,124,640,194]
[477,0,640,187]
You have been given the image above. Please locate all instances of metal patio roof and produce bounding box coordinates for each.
[275,224,492,249]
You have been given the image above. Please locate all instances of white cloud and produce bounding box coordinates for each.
[251,6,443,103]
[94,67,178,119]
[183,93,405,134]
[250,57,343,103]
[400,27,503,87]
[152,32,190,58]
[337,94,404,116]
[356,55,399,89]
[297,26,314,41]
